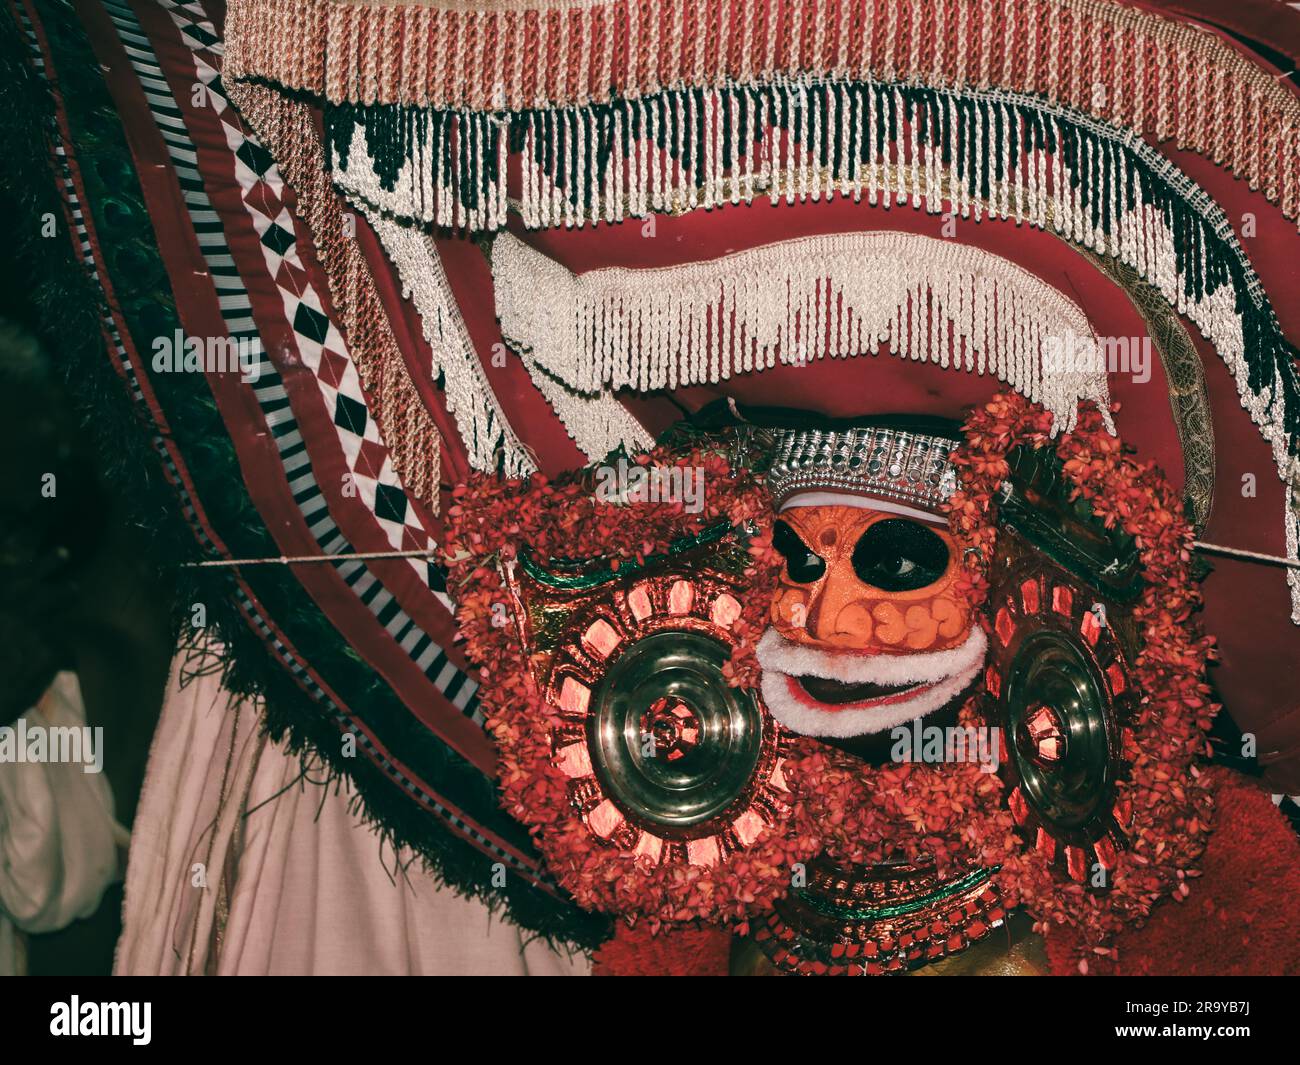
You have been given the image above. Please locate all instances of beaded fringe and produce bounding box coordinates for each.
[224,0,1300,224]
[329,81,1300,458]
[224,80,443,508]
[366,215,535,477]
[493,229,1110,456]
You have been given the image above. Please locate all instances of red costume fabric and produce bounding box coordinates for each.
[594,769,1300,976]
[1047,769,1300,976]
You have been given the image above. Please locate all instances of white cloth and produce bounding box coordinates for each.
[0,672,125,975]
[116,648,589,976]
[0,918,22,977]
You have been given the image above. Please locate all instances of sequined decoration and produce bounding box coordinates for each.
[752,856,1006,975]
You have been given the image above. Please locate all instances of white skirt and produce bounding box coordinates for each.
[115,644,589,976]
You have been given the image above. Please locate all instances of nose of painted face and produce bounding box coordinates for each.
[770,505,973,653]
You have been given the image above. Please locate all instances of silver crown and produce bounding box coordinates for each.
[765,426,960,512]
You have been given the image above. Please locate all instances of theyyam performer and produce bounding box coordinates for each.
[4,0,1300,976]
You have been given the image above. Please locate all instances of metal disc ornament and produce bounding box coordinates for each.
[1004,629,1116,833]
[984,557,1137,882]
[588,630,767,831]
[514,548,792,869]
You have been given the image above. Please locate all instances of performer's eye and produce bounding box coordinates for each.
[851,519,949,592]
[773,520,826,583]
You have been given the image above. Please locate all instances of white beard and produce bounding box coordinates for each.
[756,626,988,738]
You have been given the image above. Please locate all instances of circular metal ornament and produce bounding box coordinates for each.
[1004,631,1115,833]
[984,559,1136,882]
[545,574,789,869]
[588,630,765,830]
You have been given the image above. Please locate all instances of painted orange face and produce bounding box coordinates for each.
[770,505,972,654]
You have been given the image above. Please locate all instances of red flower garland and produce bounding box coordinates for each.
[447,393,1217,962]
[944,392,1218,952]
[444,444,825,926]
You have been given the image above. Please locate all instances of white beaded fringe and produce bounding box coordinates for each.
[494,229,1112,456]
[368,212,534,478]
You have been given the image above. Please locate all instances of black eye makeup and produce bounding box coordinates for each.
[850,519,950,593]
[773,519,826,584]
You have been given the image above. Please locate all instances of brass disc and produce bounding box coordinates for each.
[587,630,765,833]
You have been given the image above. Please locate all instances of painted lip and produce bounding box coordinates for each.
[786,674,942,711]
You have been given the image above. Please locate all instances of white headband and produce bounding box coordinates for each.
[779,491,949,527]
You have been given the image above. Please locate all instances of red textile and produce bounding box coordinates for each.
[592,925,732,977]
[1142,0,1300,69]
[1046,767,1300,976]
